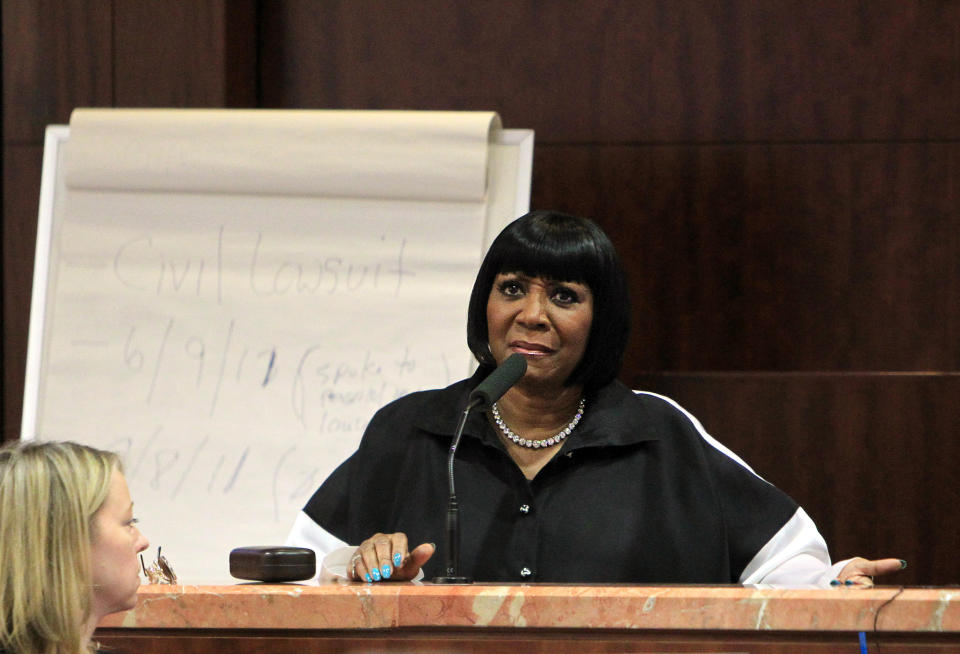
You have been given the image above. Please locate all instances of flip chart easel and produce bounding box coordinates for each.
[22,109,533,582]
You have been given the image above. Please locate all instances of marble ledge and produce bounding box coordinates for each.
[99,583,960,633]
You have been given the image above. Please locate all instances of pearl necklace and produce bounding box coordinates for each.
[491,398,586,449]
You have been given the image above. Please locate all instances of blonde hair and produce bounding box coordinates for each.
[0,441,121,654]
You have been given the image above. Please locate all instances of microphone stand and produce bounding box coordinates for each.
[431,353,525,584]
[432,397,480,584]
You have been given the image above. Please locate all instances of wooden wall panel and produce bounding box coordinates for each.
[1,0,258,442]
[2,0,113,443]
[534,143,960,371]
[113,0,257,107]
[94,628,960,654]
[258,0,960,142]
[630,372,960,586]
[1,0,112,143]
[1,145,43,441]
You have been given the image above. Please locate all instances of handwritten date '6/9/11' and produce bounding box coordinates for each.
[120,316,431,425]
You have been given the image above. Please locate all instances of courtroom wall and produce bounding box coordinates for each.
[2,0,957,584]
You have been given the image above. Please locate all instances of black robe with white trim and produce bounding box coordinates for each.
[299,370,824,583]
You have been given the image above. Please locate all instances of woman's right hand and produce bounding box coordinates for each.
[348,532,435,582]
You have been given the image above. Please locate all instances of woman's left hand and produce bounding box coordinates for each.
[836,557,907,587]
[349,532,434,582]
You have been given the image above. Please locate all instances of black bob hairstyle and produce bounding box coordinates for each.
[466,210,630,391]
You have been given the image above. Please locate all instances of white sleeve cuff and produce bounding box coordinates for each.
[739,507,837,587]
[283,511,426,582]
[284,511,352,582]
[319,545,357,581]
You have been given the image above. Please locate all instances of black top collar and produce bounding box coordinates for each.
[412,369,662,450]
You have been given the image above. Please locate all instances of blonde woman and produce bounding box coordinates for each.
[0,441,149,654]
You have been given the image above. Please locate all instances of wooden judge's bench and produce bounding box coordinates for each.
[96,582,960,653]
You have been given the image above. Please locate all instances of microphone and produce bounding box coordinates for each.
[432,353,527,583]
[468,352,528,410]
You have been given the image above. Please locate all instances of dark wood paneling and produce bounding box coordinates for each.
[629,372,960,586]
[95,627,960,654]
[258,0,960,142]
[113,0,257,107]
[1,144,42,442]
[1,0,112,143]
[97,627,960,654]
[1,0,259,442]
[1,0,111,442]
[533,143,960,372]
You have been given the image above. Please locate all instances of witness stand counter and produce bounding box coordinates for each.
[96,582,960,653]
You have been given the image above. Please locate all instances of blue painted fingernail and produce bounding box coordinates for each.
[364,573,372,582]
[830,579,841,586]
[393,552,402,566]
[845,579,855,586]
[899,559,908,569]
[371,567,381,581]
[381,564,391,579]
